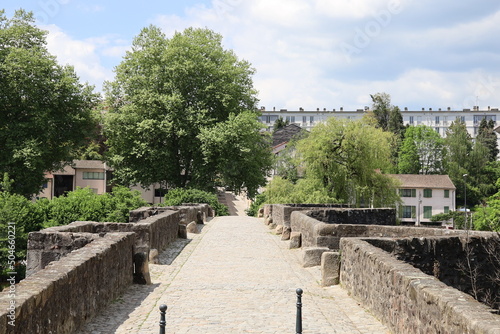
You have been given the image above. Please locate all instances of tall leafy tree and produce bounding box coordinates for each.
[370,92,405,137]
[104,26,271,196]
[296,117,400,207]
[0,10,98,197]
[398,125,444,174]
[443,119,492,206]
[476,118,499,162]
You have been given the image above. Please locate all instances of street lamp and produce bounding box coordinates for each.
[463,174,468,230]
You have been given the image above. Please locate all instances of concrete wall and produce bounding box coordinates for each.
[340,238,500,334]
[0,233,135,334]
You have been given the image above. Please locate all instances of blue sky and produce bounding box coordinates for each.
[4,0,500,110]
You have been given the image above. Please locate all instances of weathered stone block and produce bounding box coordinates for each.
[186,221,198,233]
[275,225,283,235]
[281,226,292,240]
[149,249,159,264]
[133,251,151,285]
[301,247,330,267]
[178,224,187,239]
[289,232,302,249]
[258,207,264,218]
[264,216,273,226]
[321,251,340,286]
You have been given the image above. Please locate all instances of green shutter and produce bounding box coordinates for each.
[411,189,416,197]
[411,206,416,218]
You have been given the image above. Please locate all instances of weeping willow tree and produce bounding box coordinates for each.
[296,117,401,207]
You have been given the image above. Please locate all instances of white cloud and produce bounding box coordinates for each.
[38,0,500,109]
[43,25,126,90]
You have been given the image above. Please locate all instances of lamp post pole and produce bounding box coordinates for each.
[463,174,468,230]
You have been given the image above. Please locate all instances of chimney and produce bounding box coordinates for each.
[404,107,408,111]
[340,107,343,111]
[447,107,451,111]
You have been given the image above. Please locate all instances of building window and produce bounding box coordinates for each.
[400,205,416,219]
[444,206,449,214]
[302,116,307,124]
[435,127,440,134]
[423,206,432,219]
[310,116,314,123]
[435,116,440,124]
[83,172,105,180]
[423,189,432,198]
[286,116,295,123]
[42,182,48,189]
[409,116,414,124]
[400,189,416,197]
[154,188,168,197]
[444,189,449,198]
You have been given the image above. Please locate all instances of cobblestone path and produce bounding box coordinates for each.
[76,216,391,333]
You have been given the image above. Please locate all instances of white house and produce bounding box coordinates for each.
[389,174,456,226]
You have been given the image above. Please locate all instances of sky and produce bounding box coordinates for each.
[3,0,500,111]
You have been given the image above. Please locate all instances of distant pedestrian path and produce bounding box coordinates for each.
[76,216,390,333]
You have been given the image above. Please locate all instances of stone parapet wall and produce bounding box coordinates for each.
[26,232,96,275]
[27,210,181,275]
[129,204,211,223]
[271,204,345,228]
[340,238,500,334]
[0,233,135,334]
[368,235,500,310]
[306,207,396,225]
[291,211,488,250]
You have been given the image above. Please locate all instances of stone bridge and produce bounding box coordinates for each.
[0,193,499,333]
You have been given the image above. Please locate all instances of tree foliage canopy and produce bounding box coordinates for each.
[296,117,401,207]
[0,10,99,197]
[398,125,444,174]
[104,26,271,196]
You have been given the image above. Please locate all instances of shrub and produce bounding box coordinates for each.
[246,192,267,217]
[0,191,44,281]
[45,186,147,226]
[161,188,229,216]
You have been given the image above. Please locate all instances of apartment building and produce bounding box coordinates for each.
[259,106,500,145]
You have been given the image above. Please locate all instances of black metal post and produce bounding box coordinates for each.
[296,288,303,334]
[159,304,167,334]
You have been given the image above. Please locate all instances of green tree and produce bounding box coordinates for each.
[272,117,289,132]
[104,26,269,195]
[398,125,444,174]
[198,111,273,197]
[472,178,500,231]
[476,118,499,162]
[443,119,492,206]
[296,117,401,207]
[0,10,99,197]
[370,92,405,136]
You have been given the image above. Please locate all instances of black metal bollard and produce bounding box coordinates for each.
[159,304,167,334]
[296,288,303,334]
